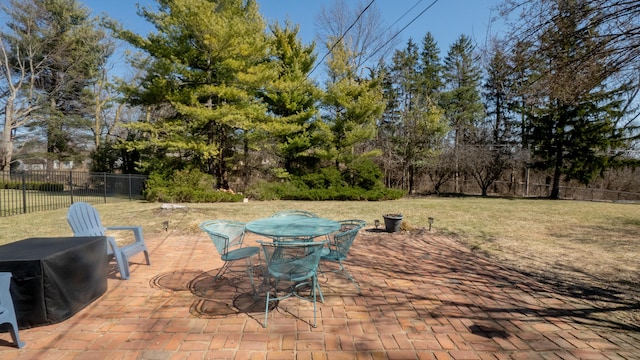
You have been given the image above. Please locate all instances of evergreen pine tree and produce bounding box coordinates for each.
[441,34,485,193]
[113,0,275,188]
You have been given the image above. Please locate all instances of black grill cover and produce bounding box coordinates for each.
[0,236,108,329]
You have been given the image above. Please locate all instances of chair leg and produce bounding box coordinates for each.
[213,261,231,281]
[311,275,319,328]
[244,257,257,297]
[338,261,362,295]
[108,238,130,280]
[263,289,270,328]
[110,251,130,280]
[143,249,151,265]
[7,321,25,348]
[120,253,131,280]
[316,277,325,303]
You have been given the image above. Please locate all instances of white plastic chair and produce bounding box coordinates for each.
[67,202,150,280]
[0,272,24,348]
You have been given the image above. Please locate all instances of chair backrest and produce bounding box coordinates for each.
[332,225,362,259]
[0,272,16,319]
[67,202,106,237]
[259,240,327,280]
[199,220,246,256]
[270,210,318,218]
[0,271,24,348]
[338,219,366,232]
[0,272,11,306]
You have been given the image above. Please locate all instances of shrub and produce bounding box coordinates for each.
[0,180,64,192]
[248,181,405,201]
[247,160,405,201]
[342,158,384,190]
[300,168,343,189]
[144,169,244,203]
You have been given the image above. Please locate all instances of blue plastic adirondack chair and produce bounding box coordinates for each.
[67,202,150,280]
[0,272,24,348]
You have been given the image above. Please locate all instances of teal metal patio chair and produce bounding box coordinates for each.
[199,220,260,289]
[258,240,327,328]
[0,272,24,348]
[67,202,150,280]
[337,219,366,232]
[320,219,366,295]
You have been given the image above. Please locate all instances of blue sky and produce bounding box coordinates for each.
[82,0,505,77]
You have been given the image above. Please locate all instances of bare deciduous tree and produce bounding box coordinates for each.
[315,0,399,75]
[426,146,455,194]
[461,144,514,197]
[0,14,47,170]
[501,0,640,85]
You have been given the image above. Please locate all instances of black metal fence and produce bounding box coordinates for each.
[414,178,640,202]
[490,181,640,202]
[0,171,147,217]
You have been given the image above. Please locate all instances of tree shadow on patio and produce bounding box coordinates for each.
[186,268,273,319]
[150,269,204,291]
[351,228,640,333]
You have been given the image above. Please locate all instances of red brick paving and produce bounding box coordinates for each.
[1,228,639,359]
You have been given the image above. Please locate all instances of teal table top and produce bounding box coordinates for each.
[245,215,340,239]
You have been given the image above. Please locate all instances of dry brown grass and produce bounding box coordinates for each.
[1,197,638,324]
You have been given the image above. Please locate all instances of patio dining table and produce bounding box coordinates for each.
[245,215,340,241]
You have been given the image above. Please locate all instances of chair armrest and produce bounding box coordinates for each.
[105,226,144,242]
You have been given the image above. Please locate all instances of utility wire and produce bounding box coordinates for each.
[308,0,376,77]
[380,0,426,39]
[368,0,426,64]
[362,0,440,65]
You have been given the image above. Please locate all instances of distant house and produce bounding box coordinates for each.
[13,159,75,171]
[14,159,46,171]
[53,160,74,170]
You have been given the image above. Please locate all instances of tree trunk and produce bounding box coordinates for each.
[454,128,460,193]
[1,102,15,171]
[242,137,249,192]
[408,164,415,194]
[550,141,564,199]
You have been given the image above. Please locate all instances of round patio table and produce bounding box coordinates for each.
[245,215,340,240]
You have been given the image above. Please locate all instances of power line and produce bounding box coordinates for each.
[380,0,426,38]
[362,0,440,65]
[308,0,376,77]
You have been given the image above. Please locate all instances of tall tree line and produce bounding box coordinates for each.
[0,0,112,171]
[499,0,640,199]
[1,0,638,198]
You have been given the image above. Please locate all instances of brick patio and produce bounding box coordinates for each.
[1,228,638,359]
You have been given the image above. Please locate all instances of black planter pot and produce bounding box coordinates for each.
[382,214,403,233]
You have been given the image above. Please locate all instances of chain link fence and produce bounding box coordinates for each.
[0,171,147,217]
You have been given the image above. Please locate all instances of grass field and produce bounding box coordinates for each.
[1,196,638,323]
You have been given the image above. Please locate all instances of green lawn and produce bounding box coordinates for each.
[1,197,638,310]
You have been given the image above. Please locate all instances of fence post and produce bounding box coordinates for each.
[128,174,132,200]
[69,171,74,205]
[21,172,27,214]
[524,168,530,197]
[103,173,107,203]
